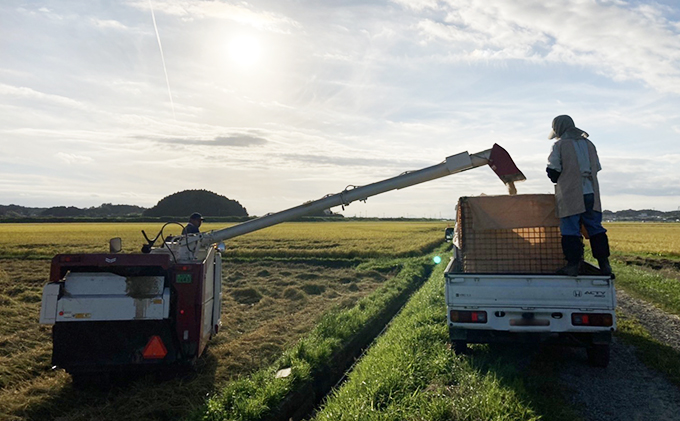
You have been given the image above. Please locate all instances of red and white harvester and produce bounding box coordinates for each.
[39,145,524,380]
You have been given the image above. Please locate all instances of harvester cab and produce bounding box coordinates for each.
[39,144,524,379]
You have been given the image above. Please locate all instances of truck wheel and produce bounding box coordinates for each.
[587,344,610,368]
[452,340,468,354]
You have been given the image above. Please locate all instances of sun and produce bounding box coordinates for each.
[228,35,261,68]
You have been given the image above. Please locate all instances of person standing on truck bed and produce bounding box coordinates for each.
[546,115,612,276]
[182,212,203,235]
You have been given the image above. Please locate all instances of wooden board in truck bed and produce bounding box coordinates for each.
[455,194,565,274]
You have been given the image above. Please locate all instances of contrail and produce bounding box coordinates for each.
[148,0,176,120]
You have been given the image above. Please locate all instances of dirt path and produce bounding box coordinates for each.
[558,289,680,421]
[616,289,680,353]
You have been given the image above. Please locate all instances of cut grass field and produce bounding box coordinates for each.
[0,258,406,421]
[0,220,446,421]
[1,220,679,420]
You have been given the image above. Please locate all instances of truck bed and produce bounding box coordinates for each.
[445,267,615,311]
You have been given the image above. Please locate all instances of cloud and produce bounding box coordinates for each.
[281,153,431,169]
[24,5,130,32]
[393,0,680,94]
[213,135,268,147]
[89,18,128,30]
[0,83,88,110]
[1,0,679,215]
[156,134,268,147]
[55,152,94,165]
[127,0,300,33]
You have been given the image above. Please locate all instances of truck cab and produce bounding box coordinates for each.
[444,227,454,242]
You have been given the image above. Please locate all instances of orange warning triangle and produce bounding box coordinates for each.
[142,335,167,359]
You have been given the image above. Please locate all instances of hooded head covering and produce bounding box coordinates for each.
[549,115,589,139]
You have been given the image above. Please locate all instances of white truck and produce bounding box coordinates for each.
[445,194,616,367]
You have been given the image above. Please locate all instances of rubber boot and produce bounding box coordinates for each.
[590,233,612,276]
[557,236,583,276]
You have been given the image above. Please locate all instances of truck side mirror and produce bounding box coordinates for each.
[109,237,122,253]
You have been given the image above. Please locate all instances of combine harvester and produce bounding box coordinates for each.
[40,145,524,382]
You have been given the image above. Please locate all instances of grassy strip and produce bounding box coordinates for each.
[190,256,432,421]
[312,258,577,421]
[610,261,680,316]
[615,311,680,387]
[611,250,680,263]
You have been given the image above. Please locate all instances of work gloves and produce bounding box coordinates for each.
[546,167,561,183]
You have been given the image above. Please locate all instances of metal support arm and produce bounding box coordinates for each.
[200,149,492,246]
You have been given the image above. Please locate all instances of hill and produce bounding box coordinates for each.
[1,203,144,218]
[0,204,46,217]
[40,203,146,217]
[143,190,248,218]
[603,209,680,222]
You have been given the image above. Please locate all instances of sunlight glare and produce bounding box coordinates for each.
[229,35,261,68]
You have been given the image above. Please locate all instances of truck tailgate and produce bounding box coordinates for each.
[445,273,615,310]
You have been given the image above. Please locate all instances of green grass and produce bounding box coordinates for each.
[610,261,680,316]
[595,259,680,391]
[191,256,431,421]
[312,255,579,421]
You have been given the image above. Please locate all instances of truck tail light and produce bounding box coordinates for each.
[572,313,613,327]
[450,310,487,323]
[142,336,168,359]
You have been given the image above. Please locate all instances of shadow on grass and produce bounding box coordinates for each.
[616,317,680,387]
[466,343,584,421]
[227,256,365,268]
[20,351,219,421]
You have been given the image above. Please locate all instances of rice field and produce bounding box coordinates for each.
[605,222,680,259]
[0,220,446,421]
[0,221,446,259]
[1,220,678,421]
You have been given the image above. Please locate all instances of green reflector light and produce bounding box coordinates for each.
[433,256,442,264]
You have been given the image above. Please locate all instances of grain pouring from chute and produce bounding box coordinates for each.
[487,144,525,195]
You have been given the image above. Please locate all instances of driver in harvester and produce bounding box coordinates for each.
[182,212,203,235]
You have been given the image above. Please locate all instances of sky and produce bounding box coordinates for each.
[1,0,679,218]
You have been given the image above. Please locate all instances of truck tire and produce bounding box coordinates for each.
[587,344,610,368]
[452,340,468,354]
